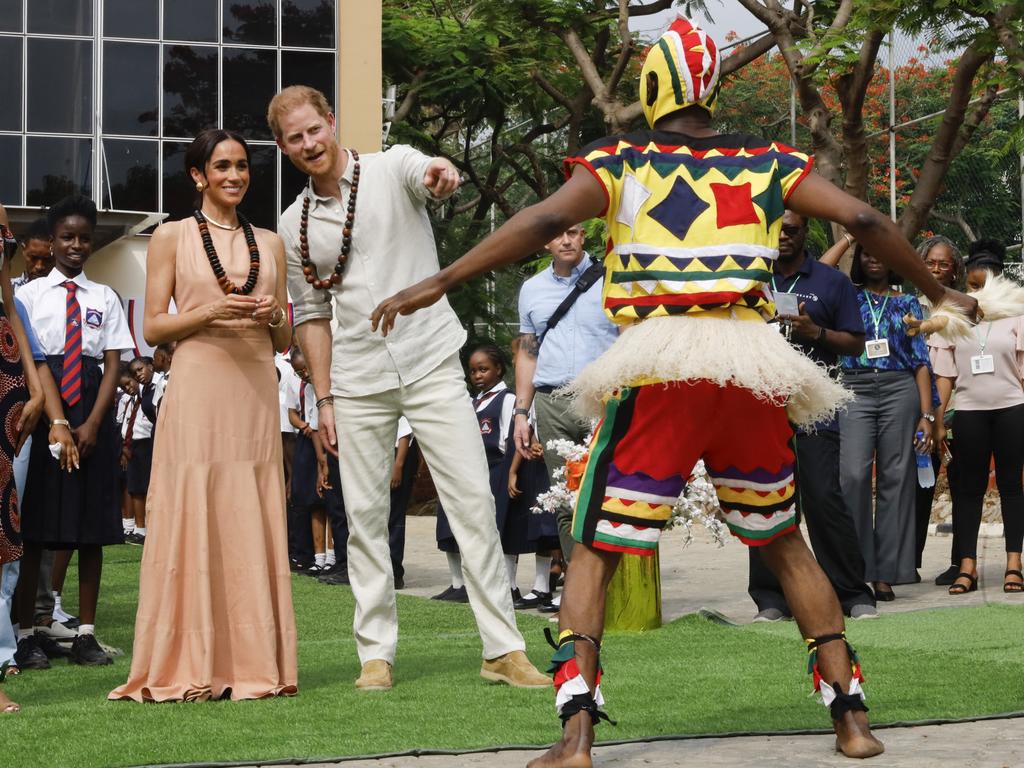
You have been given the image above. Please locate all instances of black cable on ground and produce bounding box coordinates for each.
[144,709,1024,768]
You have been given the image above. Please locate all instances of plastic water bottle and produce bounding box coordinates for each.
[915,432,935,488]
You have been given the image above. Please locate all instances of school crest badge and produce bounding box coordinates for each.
[479,418,493,435]
[85,308,103,328]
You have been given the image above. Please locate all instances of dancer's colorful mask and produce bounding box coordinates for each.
[640,14,722,126]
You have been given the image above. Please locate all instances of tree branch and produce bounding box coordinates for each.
[391,70,427,124]
[721,33,777,75]
[605,0,635,95]
[898,41,993,237]
[562,27,608,102]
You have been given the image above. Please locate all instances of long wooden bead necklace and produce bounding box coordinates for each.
[299,149,360,290]
[194,209,261,295]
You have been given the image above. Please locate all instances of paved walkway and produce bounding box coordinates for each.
[332,718,1022,767]
[250,517,1023,768]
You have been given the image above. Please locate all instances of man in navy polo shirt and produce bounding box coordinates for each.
[748,211,878,621]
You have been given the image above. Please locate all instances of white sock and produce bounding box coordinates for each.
[504,554,518,592]
[314,552,326,568]
[135,527,147,537]
[533,555,552,594]
[78,624,95,637]
[18,628,32,640]
[53,592,62,611]
[325,548,336,567]
[122,518,135,533]
[446,552,464,589]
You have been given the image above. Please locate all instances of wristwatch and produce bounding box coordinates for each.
[921,412,936,423]
[514,408,530,417]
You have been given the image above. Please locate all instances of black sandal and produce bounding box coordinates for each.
[1003,569,1024,594]
[948,572,978,595]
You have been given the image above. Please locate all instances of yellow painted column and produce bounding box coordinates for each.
[604,549,662,632]
[337,0,382,152]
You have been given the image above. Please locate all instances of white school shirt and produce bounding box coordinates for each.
[285,376,318,430]
[150,371,168,413]
[132,384,156,441]
[281,145,467,398]
[115,390,133,426]
[278,363,300,434]
[16,268,134,358]
[396,415,412,448]
[120,396,140,439]
[474,381,515,454]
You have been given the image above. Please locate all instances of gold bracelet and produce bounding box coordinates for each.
[843,233,855,246]
[51,418,70,427]
[269,308,287,328]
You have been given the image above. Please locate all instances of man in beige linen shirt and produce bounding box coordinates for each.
[268,85,546,690]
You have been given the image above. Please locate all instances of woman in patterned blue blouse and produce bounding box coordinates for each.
[839,246,935,602]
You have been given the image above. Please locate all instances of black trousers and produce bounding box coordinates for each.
[748,430,875,614]
[388,441,420,580]
[952,405,1024,560]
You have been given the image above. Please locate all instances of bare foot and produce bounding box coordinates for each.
[526,711,594,768]
[0,690,20,713]
[834,710,884,758]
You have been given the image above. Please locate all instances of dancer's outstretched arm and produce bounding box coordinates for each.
[787,174,976,317]
[370,166,605,335]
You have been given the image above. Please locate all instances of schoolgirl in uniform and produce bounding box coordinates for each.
[434,345,526,602]
[14,195,134,667]
[124,356,157,545]
[507,410,559,609]
[288,349,348,581]
[116,368,138,539]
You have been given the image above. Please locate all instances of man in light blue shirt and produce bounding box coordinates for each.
[513,225,618,570]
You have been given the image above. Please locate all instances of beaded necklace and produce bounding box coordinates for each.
[193,210,261,295]
[299,149,360,290]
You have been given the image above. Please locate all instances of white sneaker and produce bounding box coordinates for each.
[34,621,78,640]
[52,606,76,624]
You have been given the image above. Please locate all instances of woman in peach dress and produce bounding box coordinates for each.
[110,129,297,702]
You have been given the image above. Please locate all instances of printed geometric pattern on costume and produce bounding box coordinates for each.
[565,131,813,325]
[571,381,797,554]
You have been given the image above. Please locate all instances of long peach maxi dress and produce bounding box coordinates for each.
[110,218,298,702]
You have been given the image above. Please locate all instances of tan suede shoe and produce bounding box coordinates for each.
[355,659,393,690]
[480,650,549,688]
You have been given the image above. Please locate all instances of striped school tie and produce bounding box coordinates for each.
[61,281,83,407]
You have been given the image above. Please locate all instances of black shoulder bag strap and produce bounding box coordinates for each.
[538,259,605,346]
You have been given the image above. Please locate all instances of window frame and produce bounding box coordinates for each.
[0,0,338,229]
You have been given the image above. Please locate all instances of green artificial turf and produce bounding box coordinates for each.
[5,546,1024,767]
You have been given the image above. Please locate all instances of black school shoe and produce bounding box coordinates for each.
[514,590,553,610]
[34,633,73,659]
[14,635,50,670]
[70,634,112,666]
[318,564,350,585]
[431,585,468,603]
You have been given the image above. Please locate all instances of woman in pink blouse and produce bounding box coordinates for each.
[930,240,1024,595]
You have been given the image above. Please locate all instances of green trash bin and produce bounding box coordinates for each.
[604,548,662,632]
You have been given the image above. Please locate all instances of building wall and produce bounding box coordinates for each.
[10,1,382,326]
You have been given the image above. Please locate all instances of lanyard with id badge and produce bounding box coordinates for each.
[864,290,890,360]
[970,322,995,375]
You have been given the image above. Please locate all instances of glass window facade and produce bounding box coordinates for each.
[0,0,338,231]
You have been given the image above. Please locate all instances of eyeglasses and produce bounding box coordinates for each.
[924,259,953,270]
[780,226,804,237]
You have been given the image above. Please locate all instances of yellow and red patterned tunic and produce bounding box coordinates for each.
[565,130,814,324]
